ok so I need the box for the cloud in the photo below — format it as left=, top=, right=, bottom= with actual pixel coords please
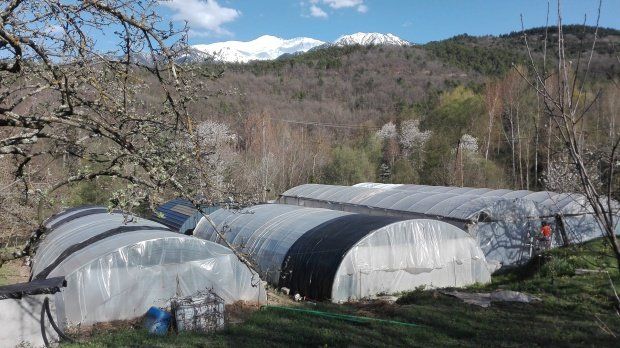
left=323, top=0, right=366, bottom=11
left=303, top=0, right=367, bottom=17
left=309, top=5, right=328, bottom=18
left=160, top=0, right=240, bottom=36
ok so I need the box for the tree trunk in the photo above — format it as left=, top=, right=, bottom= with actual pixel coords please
left=516, top=105, right=524, bottom=189
left=510, top=110, right=517, bottom=188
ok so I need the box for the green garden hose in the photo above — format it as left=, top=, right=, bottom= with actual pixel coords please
left=261, top=305, right=421, bottom=328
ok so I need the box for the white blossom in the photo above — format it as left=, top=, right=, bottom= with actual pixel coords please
left=542, top=156, right=601, bottom=194
left=460, top=134, right=479, bottom=153
left=175, top=120, right=239, bottom=201
left=376, top=121, right=397, bottom=140
left=195, top=120, right=237, bottom=148
left=399, top=120, right=432, bottom=150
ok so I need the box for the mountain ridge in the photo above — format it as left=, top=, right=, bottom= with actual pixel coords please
left=191, top=32, right=409, bottom=63
left=334, top=32, right=410, bottom=46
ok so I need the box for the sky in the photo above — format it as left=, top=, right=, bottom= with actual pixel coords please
left=156, top=0, right=620, bottom=45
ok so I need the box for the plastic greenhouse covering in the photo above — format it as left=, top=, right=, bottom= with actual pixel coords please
left=354, top=183, right=620, bottom=244
left=193, top=204, right=491, bottom=303
left=178, top=206, right=221, bottom=235
left=32, top=206, right=265, bottom=328
left=151, top=198, right=198, bottom=231
left=151, top=198, right=221, bottom=234
left=278, top=184, right=549, bottom=267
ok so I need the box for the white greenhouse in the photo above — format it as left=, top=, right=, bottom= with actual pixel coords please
left=193, top=204, right=492, bottom=303
left=31, top=206, right=266, bottom=328
left=278, top=184, right=549, bottom=267
left=354, top=183, right=620, bottom=244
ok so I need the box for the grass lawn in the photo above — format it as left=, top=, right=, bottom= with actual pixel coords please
left=56, top=238, right=620, bottom=347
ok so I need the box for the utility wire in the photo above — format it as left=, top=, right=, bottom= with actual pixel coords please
left=266, top=117, right=554, bottom=143
left=266, top=117, right=380, bottom=130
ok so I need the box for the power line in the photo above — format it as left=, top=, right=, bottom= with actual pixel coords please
left=267, top=117, right=380, bottom=130
left=266, top=117, right=600, bottom=145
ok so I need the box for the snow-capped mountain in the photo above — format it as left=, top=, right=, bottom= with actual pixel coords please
left=334, top=32, right=410, bottom=46
left=192, top=35, right=325, bottom=63
left=189, top=33, right=410, bottom=63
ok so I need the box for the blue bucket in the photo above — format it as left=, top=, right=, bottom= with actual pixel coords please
left=144, top=306, right=172, bottom=336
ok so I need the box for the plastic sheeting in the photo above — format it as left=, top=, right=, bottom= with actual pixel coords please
left=179, top=207, right=220, bottom=235
left=33, top=210, right=165, bottom=277
left=194, top=204, right=348, bottom=285
left=280, top=214, right=406, bottom=300
left=281, top=184, right=544, bottom=222
left=152, top=198, right=221, bottom=234
left=0, top=277, right=65, bottom=300
left=278, top=184, right=546, bottom=267
left=353, top=182, right=613, bottom=213
left=151, top=198, right=197, bottom=231
left=333, top=218, right=491, bottom=302
left=194, top=204, right=491, bottom=302
left=354, top=182, right=620, bottom=244
left=33, top=206, right=265, bottom=328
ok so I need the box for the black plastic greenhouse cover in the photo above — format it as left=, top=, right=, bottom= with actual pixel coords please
left=278, top=214, right=405, bottom=300
left=43, top=205, right=101, bottom=223
left=45, top=207, right=109, bottom=231
left=0, top=277, right=66, bottom=300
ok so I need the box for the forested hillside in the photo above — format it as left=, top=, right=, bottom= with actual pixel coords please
left=180, top=25, right=620, bottom=199
left=1, top=25, right=619, bottom=244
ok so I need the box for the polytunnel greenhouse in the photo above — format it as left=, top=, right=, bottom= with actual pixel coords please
left=151, top=198, right=220, bottom=234
left=278, top=184, right=548, bottom=267
left=32, top=206, right=265, bottom=328
left=151, top=198, right=197, bottom=232
left=354, top=183, right=620, bottom=245
left=193, top=204, right=491, bottom=303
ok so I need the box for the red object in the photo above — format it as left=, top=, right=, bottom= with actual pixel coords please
left=541, top=225, right=552, bottom=238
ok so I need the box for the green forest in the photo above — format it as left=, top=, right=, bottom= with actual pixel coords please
left=1, top=25, right=619, bottom=244
left=173, top=25, right=620, bottom=201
